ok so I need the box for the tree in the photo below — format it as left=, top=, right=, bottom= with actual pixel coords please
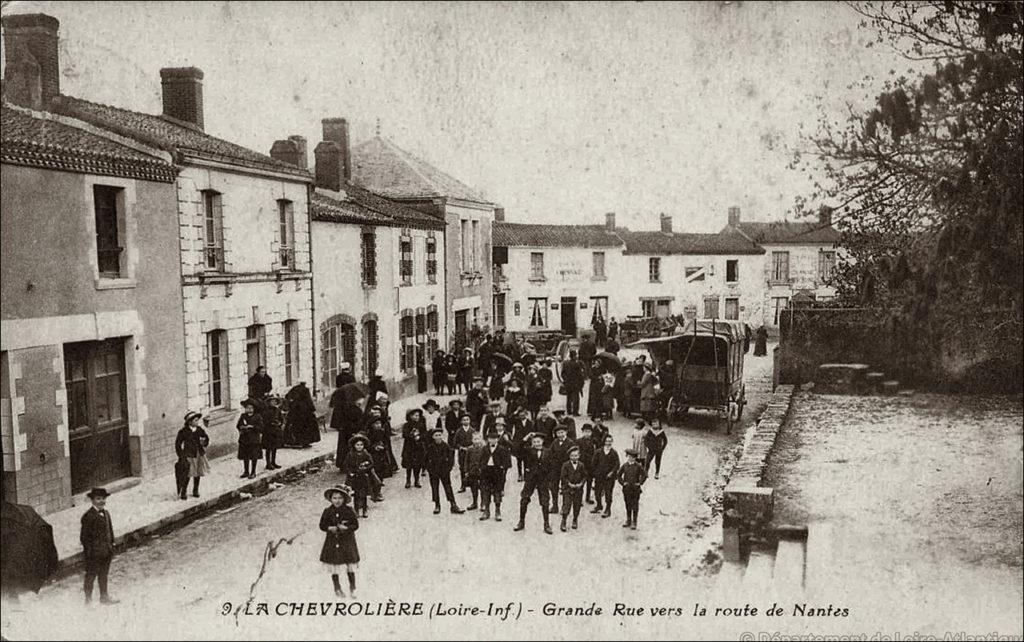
left=794, top=1, right=1023, bottom=385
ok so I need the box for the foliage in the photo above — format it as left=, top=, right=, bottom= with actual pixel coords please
left=794, top=1, right=1023, bottom=378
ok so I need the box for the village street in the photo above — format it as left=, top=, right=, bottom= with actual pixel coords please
left=1, top=352, right=775, bottom=641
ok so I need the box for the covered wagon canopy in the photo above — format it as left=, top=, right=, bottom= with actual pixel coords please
left=672, top=319, right=748, bottom=343
left=627, top=318, right=748, bottom=369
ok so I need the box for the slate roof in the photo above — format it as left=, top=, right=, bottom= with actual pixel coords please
left=1, top=105, right=177, bottom=183
left=619, top=229, right=765, bottom=255
left=492, top=222, right=623, bottom=248
left=725, top=221, right=840, bottom=245
left=51, top=95, right=311, bottom=179
left=311, top=184, right=445, bottom=230
left=351, top=137, right=494, bottom=204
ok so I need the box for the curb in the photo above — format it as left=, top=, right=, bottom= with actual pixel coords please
left=55, top=451, right=335, bottom=577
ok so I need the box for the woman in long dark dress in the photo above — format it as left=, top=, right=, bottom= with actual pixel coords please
left=754, top=325, right=769, bottom=356
left=320, top=485, right=360, bottom=599
left=586, top=366, right=605, bottom=418
left=284, top=382, right=321, bottom=447
left=367, top=417, right=394, bottom=481
left=431, top=350, right=447, bottom=395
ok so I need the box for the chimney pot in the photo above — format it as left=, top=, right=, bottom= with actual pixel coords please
left=321, top=118, right=351, bottom=183
left=3, top=44, right=43, bottom=109
left=2, top=13, right=60, bottom=105
left=494, top=207, right=505, bottom=222
left=728, top=206, right=741, bottom=226
left=314, top=141, right=343, bottom=191
left=159, top=67, right=204, bottom=130
left=605, top=212, right=616, bottom=231
left=660, top=213, right=672, bottom=234
left=818, top=206, right=833, bottom=227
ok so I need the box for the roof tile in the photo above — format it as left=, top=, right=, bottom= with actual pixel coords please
left=493, top=222, right=623, bottom=248
left=727, top=221, right=840, bottom=244
left=619, top=230, right=765, bottom=255
left=352, top=137, right=493, bottom=204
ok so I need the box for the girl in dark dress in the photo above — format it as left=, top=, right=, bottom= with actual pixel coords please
left=236, top=399, right=263, bottom=479
left=401, top=425, right=427, bottom=488
left=320, top=485, right=360, bottom=598
left=342, top=435, right=374, bottom=517
left=284, top=382, right=321, bottom=447
left=175, top=412, right=210, bottom=499
left=445, top=355, right=460, bottom=395
left=367, top=417, right=394, bottom=481
left=261, top=396, right=285, bottom=470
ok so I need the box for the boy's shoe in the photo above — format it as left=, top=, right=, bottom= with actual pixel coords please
left=450, top=505, right=465, bottom=514
left=192, top=492, right=200, bottom=498
left=631, top=523, right=638, bottom=531
left=433, top=504, right=441, bottom=515
left=543, top=524, right=553, bottom=535
left=622, top=520, right=631, bottom=528
left=335, top=588, right=345, bottom=598
left=371, top=494, right=384, bottom=502
left=572, top=519, right=578, bottom=530
left=467, top=502, right=478, bottom=511
left=458, top=487, right=466, bottom=493
left=590, top=506, right=603, bottom=514
left=655, top=474, right=659, bottom=479
left=100, top=597, right=120, bottom=605
left=240, top=473, right=249, bottom=479
left=494, top=508, right=502, bottom=522
left=585, top=497, right=594, bottom=505
left=513, top=521, right=525, bottom=532
left=414, top=482, right=422, bottom=488
left=405, top=482, right=411, bottom=489
left=560, top=519, right=567, bottom=533
left=602, top=509, right=610, bottom=518
left=479, top=510, right=490, bottom=521
left=361, top=509, right=368, bottom=518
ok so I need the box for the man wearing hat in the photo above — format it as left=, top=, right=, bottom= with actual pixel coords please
left=513, top=432, right=555, bottom=535
left=341, top=434, right=375, bottom=517
left=444, top=399, right=465, bottom=448
left=591, top=433, right=620, bottom=518
left=424, top=428, right=465, bottom=515
left=559, top=445, right=588, bottom=531
left=421, top=399, right=442, bottom=434
left=478, top=429, right=512, bottom=521
left=547, top=423, right=575, bottom=514
left=80, top=487, right=117, bottom=604
left=618, top=448, right=648, bottom=530
left=552, top=408, right=577, bottom=441
left=480, top=399, right=503, bottom=436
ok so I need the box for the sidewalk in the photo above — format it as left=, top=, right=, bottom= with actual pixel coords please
left=47, top=388, right=454, bottom=570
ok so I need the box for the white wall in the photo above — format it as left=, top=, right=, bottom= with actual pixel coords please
left=759, top=243, right=838, bottom=328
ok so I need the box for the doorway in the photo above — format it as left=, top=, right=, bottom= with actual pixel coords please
left=560, top=297, right=577, bottom=335
left=64, top=339, right=131, bottom=493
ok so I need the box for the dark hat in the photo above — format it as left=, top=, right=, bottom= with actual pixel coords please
left=348, top=433, right=369, bottom=447
left=241, top=398, right=257, bottom=408
left=634, top=418, right=647, bottom=427
left=429, top=426, right=445, bottom=436
left=448, top=399, right=463, bottom=407
left=323, top=485, right=352, bottom=501
left=422, top=399, right=440, bottom=411
left=183, top=410, right=202, bottom=424
left=86, top=487, right=110, bottom=499
left=552, top=408, right=566, bottom=415
left=406, top=408, right=422, bottom=421
left=527, top=432, right=546, bottom=442
left=567, top=445, right=580, bottom=455
left=581, top=423, right=593, bottom=431
left=624, top=448, right=639, bottom=457
left=554, top=423, right=568, bottom=433
left=485, top=429, right=500, bottom=439
left=488, top=398, right=501, bottom=406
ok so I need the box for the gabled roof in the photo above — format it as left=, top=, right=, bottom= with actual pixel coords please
left=51, top=95, right=311, bottom=179
left=492, top=222, right=623, bottom=248
left=725, top=221, right=840, bottom=245
left=1, top=104, right=177, bottom=183
left=619, top=229, right=765, bottom=255
left=351, top=136, right=493, bottom=205
left=311, top=184, right=445, bottom=230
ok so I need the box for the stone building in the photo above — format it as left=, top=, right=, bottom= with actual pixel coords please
left=491, top=214, right=624, bottom=334
left=721, top=206, right=841, bottom=331
left=282, top=119, right=447, bottom=402
left=1, top=14, right=184, bottom=510
left=351, top=137, right=498, bottom=351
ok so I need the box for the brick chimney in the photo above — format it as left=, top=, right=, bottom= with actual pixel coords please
left=605, top=212, right=616, bottom=231
left=159, top=67, right=204, bottom=130
left=660, top=213, right=672, bottom=234
left=494, top=207, right=505, bottom=222
left=818, top=205, right=833, bottom=226
left=270, top=135, right=308, bottom=169
left=321, top=118, right=351, bottom=183
left=2, top=14, right=60, bottom=105
left=728, top=206, right=741, bottom=226
left=314, top=141, right=343, bottom=191
left=3, top=43, right=42, bottom=109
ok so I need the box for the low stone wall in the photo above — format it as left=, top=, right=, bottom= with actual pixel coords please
left=721, top=383, right=795, bottom=561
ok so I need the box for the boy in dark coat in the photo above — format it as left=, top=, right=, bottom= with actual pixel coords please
left=464, top=431, right=488, bottom=511
left=643, top=423, right=669, bottom=479
left=547, top=424, right=576, bottom=514
left=80, top=487, right=117, bottom=604
left=559, top=445, right=588, bottom=531
left=575, top=424, right=597, bottom=504
left=401, top=425, right=426, bottom=489
left=261, top=395, right=285, bottom=470
left=424, top=428, right=465, bottom=515
left=431, top=350, right=447, bottom=394
left=480, top=399, right=503, bottom=436
left=342, top=435, right=375, bottom=518
left=236, top=399, right=264, bottom=479
left=320, top=485, right=359, bottom=598
left=444, top=400, right=464, bottom=447
left=618, top=448, right=648, bottom=530
left=590, top=434, right=620, bottom=518
left=552, top=408, right=577, bottom=440
left=452, top=414, right=476, bottom=492
left=533, top=405, right=558, bottom=444
left=589, top=416, right=609, bottom=455
left=510, top=406, right=534, bottom=482
left=513, top=433, right=554, bottom=535
left=478, top=429, right=512, bottom=521
left=465, top=376, right=489, bottom=428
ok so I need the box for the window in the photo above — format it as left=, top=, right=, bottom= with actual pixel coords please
left=245, top=325, right=266, bottom=378
left=426, top=237, right=437, bottom=283
left=283, top=320, right=298, bottom=386
left=592, top=252, right=606, bottom=279
left=361, top=230, right=377, bottom=287
left=460, top=219, right=471, bottom=272
left=528, top=298, right=548, bottom=328
left=400, top=314, right=416, bottom=371
left=493, top=294, right=506, bottom=328
left=685, top=267, right=705, bottom=282
left=472, top=220, right=480, bottom=271
left=202, top=190, right=224, bottom=271
left=321, top=321, right=356, bottom=387
left=206, top=330, right=228, bottom=408
left=641, top=300, right=655, bottom=317
left=362, top=319, right=379, bottom=379
left=704, top=297, right=720, bottom=319
left=93, top=185, right=123, bottom=277
left=530, top=252, right=545, bottom=280
left=415, top=311, right=426, bottom=343
left=725, top=298, right=740, bottom=320
left=771, top=296, right=790, bottom=325
left=642, top=299, right=671, bottom=318
left=726, top=259, right=739, bottom=283
left=819, top=250, right=837, bottom=282
left=590, top=296, right=608, bottom=324
left=771, top=251, right=790, bottom=283
left=400, top=237, right=413, bottom=285
left=427, top=308, right=439, bottom=355
left=649, top=257, right=661, bottom=282
left=278, top=200, right=295, bottom=269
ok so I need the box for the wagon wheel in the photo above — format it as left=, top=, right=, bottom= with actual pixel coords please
left=667, top=396, right=688, bottom=422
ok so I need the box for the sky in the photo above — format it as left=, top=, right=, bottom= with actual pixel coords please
left=3, top=1, right=912, bottom=232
